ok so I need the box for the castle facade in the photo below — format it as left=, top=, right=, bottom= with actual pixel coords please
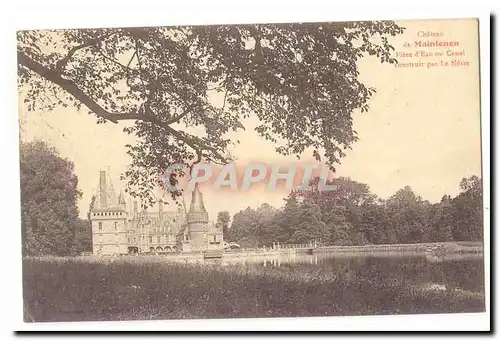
left=89, top=171, right=223, bottom=256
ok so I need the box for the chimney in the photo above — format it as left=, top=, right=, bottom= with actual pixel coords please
left=159, top=199, right=163, bottom=223
left=99, top=171, right=107, bottom=209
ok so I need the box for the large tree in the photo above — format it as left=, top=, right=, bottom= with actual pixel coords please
left=451, top=175, right=483, bottom=241
left=385, top=186, right=431, bottom=244
left=20, top=141, right=82, bottom=256
left=428, top=195, right=454, bottom=242
left=300, top=177, right=376, bottom=244
left=17, top=22, right=404, bottom=206
left=215, top=211, right=231, bottom=238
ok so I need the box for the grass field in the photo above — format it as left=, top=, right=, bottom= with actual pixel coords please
left=22, top=256, right=485, bottom=322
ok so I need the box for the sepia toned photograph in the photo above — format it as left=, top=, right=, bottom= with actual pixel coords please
left=17, top=17, right=485, bottom=324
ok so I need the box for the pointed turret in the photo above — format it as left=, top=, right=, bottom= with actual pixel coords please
left=187, top=184, right=208, bottom=224
left=99, top=170, right=108, bottom=209
left=189, top=185, right=207, bottom=214
left=118, top=190, right=126, bottom=210
left=106, top=171, right=117, bottom=207
left=93, top=170, right=122, bottom=211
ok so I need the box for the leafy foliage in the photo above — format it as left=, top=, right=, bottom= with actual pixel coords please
left=71, top=218, right=93, bottom=255
left=18, top=21, right=404, bottom=206
left=215, top=211, right=231, bottom=238
left=226, top=176, right=483, bottom=246
left=452, top=175, right=483, bottom=241
left=20, top=141, right=82, bottom=256
left=226, top=204, right=278, bottom=247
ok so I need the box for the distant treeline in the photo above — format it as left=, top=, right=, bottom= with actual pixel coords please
left=220, top=176, right=483, bottom=248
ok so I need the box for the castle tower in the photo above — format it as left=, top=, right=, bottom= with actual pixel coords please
left=89, top=170, right=128, bottom=256
left=185, top=185, right=209, bottom=251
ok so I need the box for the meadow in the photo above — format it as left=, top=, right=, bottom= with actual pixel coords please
left=22, top=255, right=485, bottom=322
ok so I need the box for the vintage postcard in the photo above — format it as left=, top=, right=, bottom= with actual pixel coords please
left=17, top=17, right=486, bottom=327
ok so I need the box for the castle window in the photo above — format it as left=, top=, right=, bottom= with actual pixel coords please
left=98, top=222, right=102, bottom=231
left=214, top=235, right=216, bottom=242
left=114, top=222, right=117, bottom=230
left=148, top=236, right=153, bottom=243
left=115, top=234, right=119, bottom=243
left=157, top=236, right=161, bottom=244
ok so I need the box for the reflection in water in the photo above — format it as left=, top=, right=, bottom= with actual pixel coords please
left=219, top=251, right=483, bottom=267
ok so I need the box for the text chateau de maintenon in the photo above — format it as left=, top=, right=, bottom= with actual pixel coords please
left=89, top=171, right=224, bottom=256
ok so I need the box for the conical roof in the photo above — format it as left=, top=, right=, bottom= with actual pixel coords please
left=118, top=190, right=126, bottom=205
left=188, top=184, right=207, bottom=214
left=93, top=170, right=122, bottom=211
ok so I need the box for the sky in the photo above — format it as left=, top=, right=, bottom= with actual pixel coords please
left=19, top=19, right=482, bottom=222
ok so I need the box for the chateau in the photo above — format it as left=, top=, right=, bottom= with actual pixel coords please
left=89, top=171, right=224, bottom=256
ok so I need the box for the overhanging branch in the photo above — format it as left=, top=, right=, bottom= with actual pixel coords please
left=18, top=50, right=230, bottom=163
left=18, top=50, right=121, bottom=123
left=55, top=31, right=115, bottom=72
